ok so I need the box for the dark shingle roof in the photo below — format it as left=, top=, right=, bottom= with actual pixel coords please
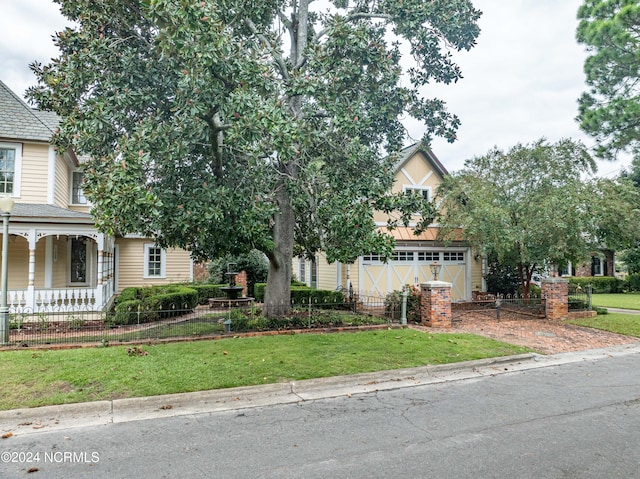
left=0, top=80, right=59, bottom=142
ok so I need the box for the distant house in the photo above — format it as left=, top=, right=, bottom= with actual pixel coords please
left=0, top=79, right=193, bottom=313
left=294, top=142, right=484, bottom=300
left=559, top=250, right=615, bottom=278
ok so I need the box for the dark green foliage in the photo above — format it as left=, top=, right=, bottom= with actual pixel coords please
left=625, top=274, right=640, bottom=291
left=207, top=250, right=268, bottom=296
left=110, top=284, right=199, bottom=325
left=289, top=287, right=345, bottom=307
left=576, top=0, right=640, bottom=159
left=27, top=0, right=480, bottom=316
left=188, top=284, right=227, bottom=304
left=384, top=286, right=421, bottom=323
left=254, top=283, right=267, bottom=302
left=568, top=276, right=624, bottom=294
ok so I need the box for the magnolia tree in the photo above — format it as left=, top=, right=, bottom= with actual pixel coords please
left=29, top=0, right=480, bottom=316
left=436, top=138, right=640, bottom=297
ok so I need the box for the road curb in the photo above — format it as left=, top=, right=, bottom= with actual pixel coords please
left=3, top=344, right=640, bottom=436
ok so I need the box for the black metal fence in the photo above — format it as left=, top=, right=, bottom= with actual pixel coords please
left=568, top=283, right=592, bottom=311
left=3, top=298, right=392, bottom=348
left=452, top=293, right=546, bottom=321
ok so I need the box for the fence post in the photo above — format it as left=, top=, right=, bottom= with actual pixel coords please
left=401, top=290, right=408, bottom=326
left=541, top=278, right=569, bottom=320
left=420, top=281, right=452, bottom=328
left=587, top=283, right=592, bottom=311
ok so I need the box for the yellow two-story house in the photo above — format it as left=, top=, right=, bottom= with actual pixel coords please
left=295, top=142, right=484, bottom=301
left=0, top=80, right=193, bottom=313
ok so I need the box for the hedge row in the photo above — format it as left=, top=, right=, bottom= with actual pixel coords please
left=110, top=285, right=199, bottom=325
left=254, top=283, right=345, bottom=305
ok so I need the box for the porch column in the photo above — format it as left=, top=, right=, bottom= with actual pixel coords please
left=420, top=281, right=452, bottom=328
left=26, top=231, right=37, bottom=311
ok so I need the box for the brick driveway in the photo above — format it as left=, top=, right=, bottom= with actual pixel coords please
left=415, top=314, right=639, bottom=355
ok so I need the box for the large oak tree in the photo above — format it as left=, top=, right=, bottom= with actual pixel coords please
left=28, top=0, right=480, bottom=316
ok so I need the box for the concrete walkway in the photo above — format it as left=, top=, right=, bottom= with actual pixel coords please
left=2, top=342, right=640, bottom=438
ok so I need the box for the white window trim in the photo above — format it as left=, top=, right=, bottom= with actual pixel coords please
left=144, top=244, right=166, bottom=279
left=0, top=141, right=22, bottom=197
left=402, top=184, right=432, bottom=201
left=593, top=256, right=603, bottom=276
left=70, top=170, right=90, bottom=205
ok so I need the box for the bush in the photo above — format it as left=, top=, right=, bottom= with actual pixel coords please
left=568, top=276, right=623, bottom=293
left=290, top=287, right=344, bottom=307
left=625, top=274, right=640, bottom=292
left=111, top=284, right=199, bottom=324
left=186, top=284, right=227, bottom=305
left=254, top=283, right=267, bottom=302
left=385, top=285, right=421, bottom=323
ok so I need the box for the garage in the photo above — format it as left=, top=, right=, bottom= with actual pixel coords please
left=359, top=247, right=471, bottom=300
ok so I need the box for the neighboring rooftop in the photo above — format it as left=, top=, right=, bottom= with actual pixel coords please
left=0, top=79, right=59, bottom=142
left=394, top=141, right=449, bottom=177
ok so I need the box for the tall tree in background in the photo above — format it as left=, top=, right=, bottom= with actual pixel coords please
left=436, top=138, right=640, bottom=298
left=576, top=0, right=640, bottom=159
left=28, top=0, right=480, bottom=316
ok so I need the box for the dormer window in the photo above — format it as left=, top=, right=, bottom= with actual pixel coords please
left=71, top=171, right=87, bottom=205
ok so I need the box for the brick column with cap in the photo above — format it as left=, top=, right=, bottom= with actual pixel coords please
left=541, top=278, right=569, bottom=320
left=420, top=281, right=452, bottom=328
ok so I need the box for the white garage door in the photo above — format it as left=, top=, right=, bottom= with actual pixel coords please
left=360, top=249, right=469, bottom=300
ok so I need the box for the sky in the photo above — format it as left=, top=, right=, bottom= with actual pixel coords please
left=0, top=0, right=630, bottom=177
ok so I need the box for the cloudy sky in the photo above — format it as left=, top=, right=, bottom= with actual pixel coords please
left=0, top=0, right=629, bottom=176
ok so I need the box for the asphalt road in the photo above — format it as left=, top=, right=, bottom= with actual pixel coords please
left=2, top=347, right=640, bottom=478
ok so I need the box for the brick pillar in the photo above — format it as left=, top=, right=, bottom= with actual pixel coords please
left=236, top=271, right=248, bottom=298
left=420, top=282, right=452, bottom=328
left=541, top=278, right=569, bottom=320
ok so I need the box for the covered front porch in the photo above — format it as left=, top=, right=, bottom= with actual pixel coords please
left=2, top=204, right=116, bottom=313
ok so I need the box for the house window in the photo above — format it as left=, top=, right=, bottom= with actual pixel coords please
left=403, top=186, right=430, bottom=200
left=310, top=257, right=318, bottom=288
left=592, top=256, right=603, bottom=276
left=362, top=253, right=383, bottom=262
left=71, top=171, right=87, bottom=204
left=70, top=238, right=88, bottom=284
left=0, top=143, right=22, bottom=195
left=299, top=257, right=307, bottom=284
left=144, top=244, right=166, bottom=278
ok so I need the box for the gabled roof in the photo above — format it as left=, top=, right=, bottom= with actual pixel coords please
left=0, top=79, right=59, bottom=142
left=394, top=142, right=449, bottom=178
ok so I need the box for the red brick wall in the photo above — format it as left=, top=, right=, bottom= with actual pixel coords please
left=541, top=278, right=568, bottom=320
left=420, top=282, right=452, bottom=328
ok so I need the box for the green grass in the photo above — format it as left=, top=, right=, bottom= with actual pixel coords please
left=590, top=293, right=640, bottom=310
left=569, top=312, right=640, bottom=337
left=0, top=329, right=531, bottom=410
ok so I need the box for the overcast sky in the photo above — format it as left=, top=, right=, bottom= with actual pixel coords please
left=0, top=0, right=629, bottom=176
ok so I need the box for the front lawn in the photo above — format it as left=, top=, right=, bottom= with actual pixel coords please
left=0, top=329, right=531, bottom=410
left=569, top=312, right=640, bottom=337
left=591, top=293, right=640, bottom=310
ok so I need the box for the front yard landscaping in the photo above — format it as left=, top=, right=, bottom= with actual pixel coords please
left=590, top=293, right=640, bottom=310
left=0, top=329, right=531, bottom=410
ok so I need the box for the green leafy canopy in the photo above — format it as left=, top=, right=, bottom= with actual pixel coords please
left=28, top=0, right=480, bottom=312
left=576, top=0, right=640, bottom=159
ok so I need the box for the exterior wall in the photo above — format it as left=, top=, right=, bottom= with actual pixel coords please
left=18, top=142, right=50, bottom=204
left=470, top=248, right=484, bottom=293
left=115, top=238, right=193, bottom=292
left=316, top=252, right=338, bottom=291
left=53, top=155, right=71, bottom=207
left=5, top=236, right=29, bottom=289
left=373, top=151, right=443, bottom=224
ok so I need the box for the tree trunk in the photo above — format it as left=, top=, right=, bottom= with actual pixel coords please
left=264, top=178, right=295, bottom=318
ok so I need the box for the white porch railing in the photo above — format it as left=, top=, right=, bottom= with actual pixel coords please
left=7, top=280, right=114, bottom=313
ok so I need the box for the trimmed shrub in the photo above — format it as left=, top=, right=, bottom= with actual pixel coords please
left=254, top=283, right=267, bottom=302
left=625, top=274, right=640, bottom=292
left=568, top=276, right=623, bottom=293
left=290, top=287, right=345, bottom=307
left=188, top=284, right=227, bottom=304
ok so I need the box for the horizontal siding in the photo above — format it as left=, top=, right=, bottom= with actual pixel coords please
left=115, top=238, right=192, bottom=292
left=316, top=252, right=337, bottom=291
left=54, top=155, right=70, bottom=207
left=19, top=143, right=49, bottom=203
